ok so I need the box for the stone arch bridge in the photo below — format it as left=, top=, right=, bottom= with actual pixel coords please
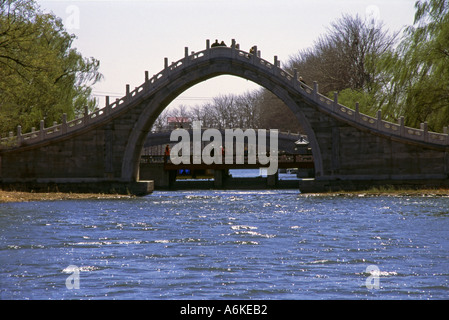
left=1, top=39, right=448, bottom=195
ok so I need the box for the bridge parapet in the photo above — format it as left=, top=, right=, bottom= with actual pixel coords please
left=313, top=89, right=449, bottom=145
left=1, top=39, right=448, bottom=150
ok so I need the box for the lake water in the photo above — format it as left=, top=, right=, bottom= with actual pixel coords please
left=1, top=184, right=449, bottom=300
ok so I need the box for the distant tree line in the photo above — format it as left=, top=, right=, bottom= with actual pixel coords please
left=152, top=90, right=302, bottom=133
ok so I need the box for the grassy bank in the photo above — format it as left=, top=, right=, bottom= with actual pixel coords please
left=300, top=186, right=449, bottom=197
left=0, top=190, right=135, bottom=203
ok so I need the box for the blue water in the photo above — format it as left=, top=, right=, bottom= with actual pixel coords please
left=1, top=188, right=449, bottom=300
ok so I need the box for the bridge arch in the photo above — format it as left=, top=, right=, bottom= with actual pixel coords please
left=121, top=48, right=323, bottom=181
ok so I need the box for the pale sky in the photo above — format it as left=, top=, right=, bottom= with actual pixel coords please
left=37, top=0, right=417, bottom=109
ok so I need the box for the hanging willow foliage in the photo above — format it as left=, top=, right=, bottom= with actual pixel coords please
left=0, top=0, right=103, bottom=135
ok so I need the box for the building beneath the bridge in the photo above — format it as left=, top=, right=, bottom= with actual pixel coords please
left=167, top=117, right=191, bottom=130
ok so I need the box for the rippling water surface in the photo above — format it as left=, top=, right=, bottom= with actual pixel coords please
left=1, top=188, right=449, bottom=300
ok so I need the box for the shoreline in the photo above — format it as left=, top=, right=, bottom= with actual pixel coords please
left=299, top=186, right=449, bottom=198
left=1, top=186, right=449, bottom=203
left=0, top=190, right=135, bottom=203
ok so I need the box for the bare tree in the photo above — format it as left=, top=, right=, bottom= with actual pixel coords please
left=287, top=14, right=398, bottom=95
left=234, top=90, right=262, bottom=128
left=151, top=109, right=169, bottom=132
left=257, top=89, right=302, bottom=132
left=152, top=89, right=302, bottom=133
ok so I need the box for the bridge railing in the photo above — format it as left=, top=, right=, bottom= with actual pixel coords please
left=146, top=128, right=303, bottom=137
left=140, top=153, right=314, bottom=165
left=312, top=88, right=449, bottom=145
left=1, top=39, right=448, bottom=149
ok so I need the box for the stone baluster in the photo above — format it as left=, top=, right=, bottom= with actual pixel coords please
left=125, top=84, right=130, bottom=102
left=293, top=69, right=299, bottom=89
left=83, top=106, right=89, bottom=125
left=399, top=116, right=405, bottom=136
left=183, top=47, right=190, bottom=66
left=105, top=95, right=110, bottom=115
left=231, top=39, right=237, bottom=58
left=333, top=92, right=338, bottom=112
left=421, top=122, right=428, bottom=142
left=163, top=57, right=169, bottom=78
left=17, top=125, right=22, bottom=146
left=355, top=102, right=360, bottom=122
left=62, top=113, right=67, bottom=134
left=444, top=126, right=449, bottom=145
left=39, top=120, right=45, bottom=141
left=313, top=82, right=318, bottom=100
left=144, top=71, right=150, bottom=90
left=377, top=110, right=382, bottom=130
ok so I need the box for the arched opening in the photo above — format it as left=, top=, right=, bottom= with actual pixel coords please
left=121, top=50, right=323, bottom=187
left=134, top=75, right=315, bottom=189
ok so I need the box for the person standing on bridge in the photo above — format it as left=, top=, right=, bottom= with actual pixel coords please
left=212, top=40, right=227, bottom=47
left=164, top=144, right=170, bottom=163
left=247, top=46, right=257, bottom=59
